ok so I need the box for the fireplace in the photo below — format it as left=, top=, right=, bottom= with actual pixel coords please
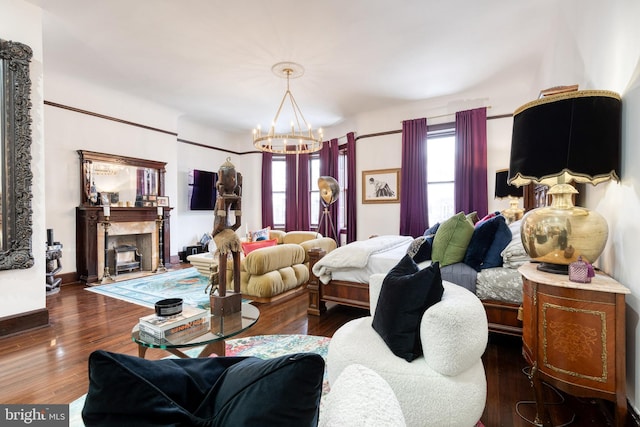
left=97, top=220, right=158, bottom=280
left=76, top=206, right=171, bottom=284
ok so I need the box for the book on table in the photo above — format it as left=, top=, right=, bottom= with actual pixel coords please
left=139, top=306, right=210, bottom=340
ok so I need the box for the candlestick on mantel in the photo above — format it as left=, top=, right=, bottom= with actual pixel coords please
left=103, top=205, right=110, bottom=217
left=157, top=206, right=163, bottom=217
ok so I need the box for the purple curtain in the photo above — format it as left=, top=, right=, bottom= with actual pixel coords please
left=319, top=138, right=340, bottom=241
left=399, top=118, right=428, bottom=237
left=297, top=154, right=311, bottom=231
left=285, top=155, right=298, bottom=231
left=346, top=132, right=357, bottom=244
left=455, top=108, right=488, bottom=218
left=261, top=152, right=273, bottom=228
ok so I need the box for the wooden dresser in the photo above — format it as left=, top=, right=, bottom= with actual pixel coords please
left=519, top=262, right=630, bottom=426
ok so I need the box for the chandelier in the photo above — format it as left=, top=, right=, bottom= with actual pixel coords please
left=253, top=62, right=323, bottom=154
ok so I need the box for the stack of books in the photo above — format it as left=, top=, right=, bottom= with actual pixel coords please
left=138, top=306, right=210, bottom=343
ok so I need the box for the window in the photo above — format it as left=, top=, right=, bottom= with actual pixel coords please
left=309, top=156, right=320, bottom=228
left=271, top=149, right=349, bottom=233
left=271, top=156, right=286, bottom=228
left=426, top=129, right=455, bottom=226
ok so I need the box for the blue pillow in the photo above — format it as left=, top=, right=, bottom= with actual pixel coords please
left=482, top=217, right=512, bottom=269
left=372, top=256, right=444, bottom=362
left=463, top=215, right=503, bottom=271
left=423, top=223, right=440, bottom=237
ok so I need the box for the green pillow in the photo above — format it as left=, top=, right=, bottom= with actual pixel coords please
left=431, top=212, right=474, bottom=267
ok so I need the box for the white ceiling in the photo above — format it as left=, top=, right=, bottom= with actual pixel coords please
left=27, top=0, right=559, bottom=134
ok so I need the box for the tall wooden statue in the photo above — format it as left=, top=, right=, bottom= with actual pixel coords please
left=210, top=157, right=243, bottom=315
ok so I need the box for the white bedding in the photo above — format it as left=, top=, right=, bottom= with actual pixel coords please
left=314, top=235, right=524, bottom=304
left=312, top=235, right=413, bottom=284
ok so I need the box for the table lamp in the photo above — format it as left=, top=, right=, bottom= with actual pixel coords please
left=495, top=168, right=524, bottom=223
left=508, top=89, right=621, bottom=273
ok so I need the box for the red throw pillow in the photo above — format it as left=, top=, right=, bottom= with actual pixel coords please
left=241, top=239, right=278, bottom=256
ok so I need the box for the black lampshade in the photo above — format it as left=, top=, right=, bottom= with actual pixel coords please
left=509, top=90, right=621, bottom=186
left=495, top=169, right=523, bottom=198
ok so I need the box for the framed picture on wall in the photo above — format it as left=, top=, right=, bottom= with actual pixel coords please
left=362, top=169, right=400, bottom=204
left=157, top=196, right=169, bottom=207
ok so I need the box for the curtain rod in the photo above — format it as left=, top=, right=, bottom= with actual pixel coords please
left=350, top=111, right=512, bottom=142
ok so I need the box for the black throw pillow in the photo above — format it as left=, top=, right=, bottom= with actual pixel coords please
left=82, top=350, right=324, bottom=427
left=372, top=255, right=444, bottom=362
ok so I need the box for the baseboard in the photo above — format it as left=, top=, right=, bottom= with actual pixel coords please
left=59, top=271, right=79, bottom=285
left=0, top=308, right=49, bottom=337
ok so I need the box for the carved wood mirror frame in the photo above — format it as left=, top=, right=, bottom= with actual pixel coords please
left=0, top=39, right=34, bottom=270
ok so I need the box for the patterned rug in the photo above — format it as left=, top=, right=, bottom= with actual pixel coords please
left=68, top=334, right=330, bottom=427
left=86, top=267, right=216, bottom=309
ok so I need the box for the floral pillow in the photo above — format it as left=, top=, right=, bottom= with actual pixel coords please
left=251, top=226, right=271, bottom=241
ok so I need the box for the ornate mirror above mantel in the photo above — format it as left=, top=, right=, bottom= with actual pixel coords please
left=0, top=39, right=34, bottom=271
left=78, top=150, right=166, bottom=207
left=76, top=150, right=171, bottom=284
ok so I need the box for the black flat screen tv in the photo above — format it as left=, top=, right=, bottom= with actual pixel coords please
left=189, top=169, right=218, bottom=210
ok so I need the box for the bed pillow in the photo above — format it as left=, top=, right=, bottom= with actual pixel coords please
left=466, top=211, right=479, bottom=225
left=423, top=222, right=440, bottom=237
left=241, top=238, right=278, bottom=256
left=501, top=220, right=530, bottom=268
left=251, top=226, right=271, bottom=241
left=406, top=236, right=432, bottom=263
left=431, top=212, right=474, bottom=267
left=372, top=255, right=444, bottom=362
left=463, top=214, right=504, bottom=271
left=482, top=216, right=512, bottom=269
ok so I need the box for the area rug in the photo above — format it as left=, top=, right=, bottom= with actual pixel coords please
left=68, top=334, right=330, bottom=427
left=86, top=267, right=215, bottom=309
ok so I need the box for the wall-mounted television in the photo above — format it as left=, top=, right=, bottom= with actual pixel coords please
left=188, top=169, right=218, bottom=210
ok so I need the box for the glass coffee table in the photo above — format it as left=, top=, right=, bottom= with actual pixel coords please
left=132, top=303, right=259, bottom=358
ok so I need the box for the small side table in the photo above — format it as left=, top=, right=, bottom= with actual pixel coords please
left=46, top=244, right=63, bottom=295
left=519, top=262, right=630, bottom=427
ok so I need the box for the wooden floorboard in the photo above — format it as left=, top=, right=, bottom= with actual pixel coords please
left=0, top=264, right=636, bottom=426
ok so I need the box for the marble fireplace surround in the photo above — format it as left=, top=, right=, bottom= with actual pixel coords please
left=97, top=221, right=158, bottom=280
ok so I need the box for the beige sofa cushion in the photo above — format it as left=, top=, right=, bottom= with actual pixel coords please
left=299, top=237, right=338, bottom=263
left=282, top=231, right=322, bottom=245
left=243, top=244, right=305, bottom=275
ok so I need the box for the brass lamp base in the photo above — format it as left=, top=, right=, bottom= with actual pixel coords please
left=521, top=184, right=608, bottom=274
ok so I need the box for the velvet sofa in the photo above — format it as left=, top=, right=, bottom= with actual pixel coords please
left=226, top=231, right=337, bottom=303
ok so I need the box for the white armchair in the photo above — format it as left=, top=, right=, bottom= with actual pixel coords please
left=326, top=273, right=488, bottom=427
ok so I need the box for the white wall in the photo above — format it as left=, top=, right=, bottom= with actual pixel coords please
left=554, top=0, right=640, bottom=412
left=174, top=118, right=262, bottom=252
left=0, top=0, right=45, bottom=319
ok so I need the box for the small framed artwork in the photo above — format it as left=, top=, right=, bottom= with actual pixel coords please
left=157, top=196, right=170, bottom=207
left=362, top=169, right=401, bottom=204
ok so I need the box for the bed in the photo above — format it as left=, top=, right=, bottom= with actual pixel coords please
left=306, top=190, right=543, bottom=337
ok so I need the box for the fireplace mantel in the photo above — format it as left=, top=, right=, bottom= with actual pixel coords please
left=76, top=206, right=171, bottom=284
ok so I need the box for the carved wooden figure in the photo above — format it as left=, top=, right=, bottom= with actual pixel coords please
left=210, top=158, right=243, bottom=315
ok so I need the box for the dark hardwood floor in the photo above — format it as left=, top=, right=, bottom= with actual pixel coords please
left=0, top=266, right=636, bottom=426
